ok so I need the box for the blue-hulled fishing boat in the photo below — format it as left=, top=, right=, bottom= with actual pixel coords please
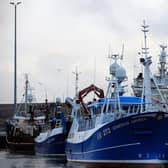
left=35, top=101, right=68, bottom=156
left=65, top=21, right=168, bottom=164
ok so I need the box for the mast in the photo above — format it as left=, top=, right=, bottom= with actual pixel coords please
left=72, top=67, right=81, bottom=98
left=111, top=55, right=121, bottom=113
left=24, top=74, right=28, bottom=113
left=120, top=43, right=124, bottom=65
left=159, top=45, right=167, bottom=79
left=141, top=20, right=152, bottom=111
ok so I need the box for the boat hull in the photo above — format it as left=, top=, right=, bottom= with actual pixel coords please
left=35, top=133, right=65, bottom=157
left=66, top=112, right=168, bottom=164
left=6, top=136, right=34, bottom=153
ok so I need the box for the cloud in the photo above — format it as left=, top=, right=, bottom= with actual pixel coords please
left=1, top=0, right=168, bottom=103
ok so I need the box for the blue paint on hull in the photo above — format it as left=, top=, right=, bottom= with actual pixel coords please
left=35, top=133, right=65, bottom=156
left=66, top=112, right=168, bottom=163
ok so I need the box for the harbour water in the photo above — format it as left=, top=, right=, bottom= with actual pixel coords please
left=0, top=149, right=167, bottom=168
left=0, top=149, right=83, bottom=168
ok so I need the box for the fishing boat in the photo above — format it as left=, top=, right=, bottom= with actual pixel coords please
left=5, top=75, right=45, bottom=153
left=65, top=21, right=168, bottom=165
left=35, top=99, right=69, bottom=157
left=132, top=44, right=168, bottom=102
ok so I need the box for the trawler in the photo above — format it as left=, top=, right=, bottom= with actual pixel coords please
left=35, top=98, right=68, bottom=157
left=65, top=21, right=168, bottom=164
left=132, top=45, right=168, bottom=102
left=5, top=75, right=45, bottom=153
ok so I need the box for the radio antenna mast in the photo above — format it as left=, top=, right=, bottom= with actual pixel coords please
left=72, top=67, right=82, bottom=98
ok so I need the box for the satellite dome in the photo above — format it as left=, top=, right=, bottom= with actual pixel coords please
left=110, top=62, right=120, bottom=75
left=56, top=97, right=61, bottom=103
left=27, top=94, right=33, bottom=102
left=161, top=50, right=166, bottom=57
left=115, top=66, right=126, bottom=82
left=160, top=50, right=167, bottom=63
left=160, top=45, right=167, bottom=63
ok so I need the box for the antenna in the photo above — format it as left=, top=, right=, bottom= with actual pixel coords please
left=93, top=56, right=97, bottom=99
left=93, top=56, right=96, bottom=85
left=24, top=73, right=28, bottom=113
left=120, top=43, right=124, bottom=60
left=142, top=20, right=149, bottom=59
left=120, top=43, right=124, bottom=66
left=72, top=67, right=82, bottom=98
left=45, top=88, right=47, bottom=101
left=108, top=45, right=113, bottom=66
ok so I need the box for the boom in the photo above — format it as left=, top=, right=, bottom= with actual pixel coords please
left=78, top=84, right=104, bottom=115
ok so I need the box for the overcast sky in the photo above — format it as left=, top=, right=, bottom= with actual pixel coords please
left=1, top=0, right=168, bottom=103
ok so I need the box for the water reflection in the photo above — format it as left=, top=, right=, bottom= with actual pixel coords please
left=0, top=150, right=64, bottom=168
left=0, top=150, right=168, bottom=168
left=67, top=162, right=168, bottom=168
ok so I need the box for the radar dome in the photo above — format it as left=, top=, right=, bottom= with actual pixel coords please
left=27, top=94, right=33, bottom=103
left=110, top=62, right=120, bottom=75
left=115, top=66, right=126, bottom=82
left=56, top=97, right=61, bottom=103
left=160, top=50, right=167, bottom=63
